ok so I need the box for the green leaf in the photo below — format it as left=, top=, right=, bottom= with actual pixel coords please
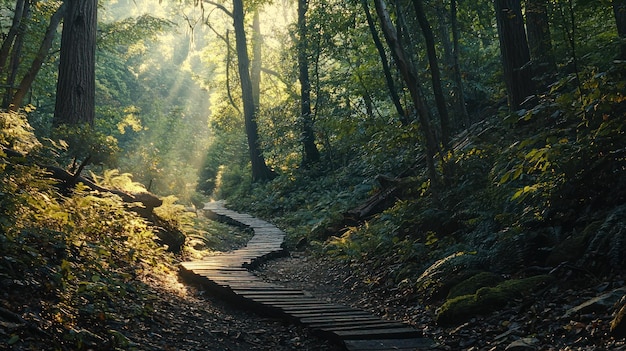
left=7, top=334, right=19, bottom=345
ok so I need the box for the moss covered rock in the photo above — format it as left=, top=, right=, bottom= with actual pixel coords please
left=447, top=271, right=504, bottom=300
left=436, top=275, right=553, bottom=326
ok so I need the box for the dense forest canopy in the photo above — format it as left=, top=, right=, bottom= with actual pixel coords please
left=1, top=0, right=626, bottom=348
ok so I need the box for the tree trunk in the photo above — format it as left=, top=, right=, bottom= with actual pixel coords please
left=251, top=10, right=262, bottom=109
left=494, top=0, right=534, bottom=110
left=373, top=0, right=439, bottom=186
left=232, top=0, right=275, bottom=181
left=53, top=0, right=97, bottom=126
left=361, top=0, right=407, bottom=125
left=10, top=3, right=66, bottom=111
left=614, top=0, right=626, bottom=60
left=412, top=0, right=450, bottom=149
left=3, top=0, right=29, bottom=109
left=0, top=0, right=26, bottom=76
left=526, top=0, right=556, bottom=89
left=450, top=0, right=469, bottom=127
left=298, top=0, right=320, bottom=166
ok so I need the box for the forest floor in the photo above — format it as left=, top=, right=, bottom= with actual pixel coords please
left=1, top=265, right=341, bottom=351
left=6, top=233, right=626, bottom=350
left=254, top=252, right=626, bottom=351
left=5, top=248, right=626, bottom=350
left=101, top=274, right=343, bottom=351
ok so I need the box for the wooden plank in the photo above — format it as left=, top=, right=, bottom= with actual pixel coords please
left=332, top=327, right=422, bottom=340
left=316, top=322, right=408, bottom=332
left=343, top=338, right=437, bottom=350
left=300, top=315, right=383, bottom=324
left=238, top=291, right=306, bottom=303
left=280, top=305, right=359, bottom=313
left=273, top=303, right=346, bottom=310
left=220, top=283, right=277, bottom=289
left=290, top=310, right=374, bottom=318
left=204, top=276, right=260, bottom=281
left=192, top=267, right=248, bottom=272
left=308, top=319, right=403, bottom=329
left=195, top=270, right=253, bottom=275
left=230, top=286, right=303, bottom=292
left=249, top=298, right=327, bottom=305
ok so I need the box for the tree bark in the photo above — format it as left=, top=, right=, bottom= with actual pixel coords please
left=2, top=1, right=30, bottom=109
left=10, top=3, right=66, bottom=111
left=361, top=0, right=407, bottom=125
left=298, top=0, right=320, bottom=166
left=412, top=0, right=450, bottom=149
left=450, top=0, right=469, bottom=127
left=53, top=0, right=97, bottom=126
left=614, top=0, right=626, bottom=60
left=526, top=0, right=556, bottom=88
left=0, top=0, right=26, bottom=76
left=494, top=0, right=534, bottom=110
left=232, top=0, right=275, bottom=181
left=3, top=0, right=29, bottom=109
left=251, top=10, right=262, bottom=109
left=373, top=0, right=439, bottom=186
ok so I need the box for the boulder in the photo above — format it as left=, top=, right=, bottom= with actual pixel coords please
left=505, top=337, right=539, bottom=351
left=564, top=287, right=626, bottom=317
left=436, top=275, right=553, bottom=326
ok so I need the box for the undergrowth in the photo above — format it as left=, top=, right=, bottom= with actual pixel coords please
left=0, top=111, right=241, bottom=349
left=221, top=62, right=626, bottom=307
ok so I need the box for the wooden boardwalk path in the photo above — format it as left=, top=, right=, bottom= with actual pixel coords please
left=180, top=202, right=436, bottom=351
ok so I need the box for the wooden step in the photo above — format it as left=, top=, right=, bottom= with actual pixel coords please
left=343, top=338, right=437, bottom=350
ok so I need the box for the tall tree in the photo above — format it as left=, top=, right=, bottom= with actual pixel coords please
left=494, top=0, right=534, bottom=110
left=9, top=3, right=66, bottom=110
left=433, top=0, right=469, bottom=128
left=3, top=0, right=30, bottom=108
left=298, top=0, right=320, bottom=165
left=374, top=0, right=439, bottom=185
left=0, top=0, right=27, bottom=75
left=53, top=0, right=97, bottom=126
left=614, top=0, right=626, bottom=59
left=232, top=0, right=275, bottom=181
left=361, top=0, right=407, bottom=125
left=251, top=10, right=262, bottom=109
left=449, top=0, right=469, bottom=127
left=412, top=0, right=450, bottom=148
left=526, top=0, right=556, bottom=88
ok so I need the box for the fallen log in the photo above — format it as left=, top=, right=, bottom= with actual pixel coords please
left=2, top=147, right=185, bottom=252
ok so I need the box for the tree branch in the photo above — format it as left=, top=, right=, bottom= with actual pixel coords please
left=204, top=0, right=232, bottom=18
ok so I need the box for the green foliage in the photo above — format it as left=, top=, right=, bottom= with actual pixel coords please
left=496, top=63, right=626, bottom=224
left=52, top=124, right=120, bottom=169
left=98, top=14, right=174, bottom=52
left=0, top=112, right=177, bottom=349
left=0, top=109, right=41, bottom=153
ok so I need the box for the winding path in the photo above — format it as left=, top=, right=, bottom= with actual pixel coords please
left=180, top=202, right=436, bottom=351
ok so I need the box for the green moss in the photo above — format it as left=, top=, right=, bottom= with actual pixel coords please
left=436, top=275, right=553, bottom=326
left=447, top=271, right=504, bottom=299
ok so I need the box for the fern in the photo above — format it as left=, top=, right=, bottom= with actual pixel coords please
left=92, top=169, right=147, bottom=193
left=581, top=204, right=626, bottom=272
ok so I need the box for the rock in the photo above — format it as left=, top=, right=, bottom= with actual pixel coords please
left=611, top=304, right=626, bottom=338
left=436, top=275, right=553, bottom=326
left=505, top=337, right=539, bottom=350
left=564, top=287, right=626, bottom=317
left=447, top=271, right=504, bottom=299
